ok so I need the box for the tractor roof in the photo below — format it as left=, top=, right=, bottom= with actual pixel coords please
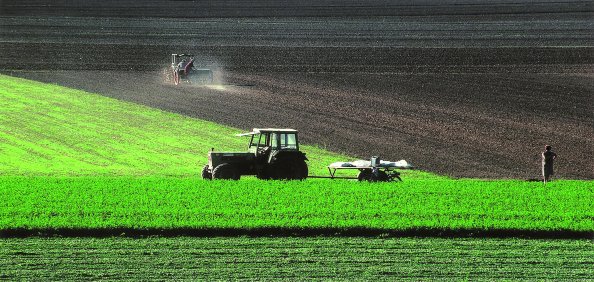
left=172, top=53, right=194, bottom=57
left=236, top=128, right=298, bottom=136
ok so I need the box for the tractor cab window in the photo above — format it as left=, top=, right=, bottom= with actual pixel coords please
left=249, top=133, right=269, bottom=152
left=270, top=133, right=279, bottom=148
left=278, top=133, right=298, bottom=150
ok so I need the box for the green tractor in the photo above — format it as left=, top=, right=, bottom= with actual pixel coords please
left=202, top=128, right=308, bottom=180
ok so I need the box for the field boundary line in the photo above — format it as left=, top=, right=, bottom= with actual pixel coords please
left=1, top=228, right=592, bottom=239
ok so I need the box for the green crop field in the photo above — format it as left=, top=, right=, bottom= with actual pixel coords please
left=2, top=237, right=593, bottom=280
left=1, top=176, right=592, bottom=234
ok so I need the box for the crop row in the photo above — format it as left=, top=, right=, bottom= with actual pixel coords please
left=1, top=176, right=592, bottom=233
left=2, top=237, right=592, bottom=280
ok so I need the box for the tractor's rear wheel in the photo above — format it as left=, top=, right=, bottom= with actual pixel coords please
left=256, top=169, right=271, bottom=180
left=271, top=159, right=308, bottom=180
left=212, top=163, right=240, bottom=180
left=201, top=165, right=212, bottom=180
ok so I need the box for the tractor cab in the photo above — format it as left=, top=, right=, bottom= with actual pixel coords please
left=242, top=129, right=300, bottom=161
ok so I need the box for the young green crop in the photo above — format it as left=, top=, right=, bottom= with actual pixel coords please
left=1, top=176, right=591, bottom=232
left=2, top=237, right=592, bottom=280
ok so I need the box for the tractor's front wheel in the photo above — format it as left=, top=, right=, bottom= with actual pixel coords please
left=212, top=163, right=240, bottom=180
left=201, top=165, right=212, bottom=180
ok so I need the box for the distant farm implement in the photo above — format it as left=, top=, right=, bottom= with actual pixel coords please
left=321, top=157, right=413, bottom=182
left=203, top=128, right=413, bottom=181
left=166, top=53, right=213, bottom=85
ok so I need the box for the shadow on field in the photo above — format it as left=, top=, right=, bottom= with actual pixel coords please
left=1, top=228, right=591, bottom=239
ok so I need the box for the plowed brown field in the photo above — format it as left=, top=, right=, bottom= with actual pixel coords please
left=1, top=0, right=593, bottom=179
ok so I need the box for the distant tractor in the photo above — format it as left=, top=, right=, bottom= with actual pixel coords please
left=202, top=128, right=308, bottom=180
left=168, top=53, right=213, bottom=85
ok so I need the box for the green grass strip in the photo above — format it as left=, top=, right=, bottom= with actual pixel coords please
left=1, top=176, right=592, bottom=232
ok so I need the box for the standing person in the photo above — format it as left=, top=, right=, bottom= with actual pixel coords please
left=542, top=145, right=557, bottom=184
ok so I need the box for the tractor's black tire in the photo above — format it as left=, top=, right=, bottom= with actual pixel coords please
left=271, top=159, right=308, bottom=180
left=256, top=169, right=271, bottom=180
left=212, top=163, right=240, bottom=180
left=296, top=160, right=308, bottom=180
left=201, top=165, right=212, bottom=180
